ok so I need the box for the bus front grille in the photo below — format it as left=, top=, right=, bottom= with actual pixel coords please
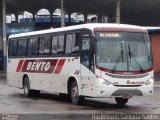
left=105, top=73, right=149, bottom=79
left=114, top=85, right=142, bottom=87
left=111, top=89, right=143, bottom=96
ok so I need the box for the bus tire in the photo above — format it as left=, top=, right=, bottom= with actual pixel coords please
left=70, top=81, right=84, bottom=105
left=23, top=77, right=40, bottom=97
left=115, top=97, right=128, bottom=105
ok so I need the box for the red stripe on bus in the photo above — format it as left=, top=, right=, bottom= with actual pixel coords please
left=16, top=60, right=24, bottom=72
left=54, top=59, right=66, bottom=74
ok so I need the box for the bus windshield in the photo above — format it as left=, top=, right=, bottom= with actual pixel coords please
left=95, top=32, right=153, bottom=72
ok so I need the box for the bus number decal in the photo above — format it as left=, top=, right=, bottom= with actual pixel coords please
left=74, top=70, right=80, bottom=75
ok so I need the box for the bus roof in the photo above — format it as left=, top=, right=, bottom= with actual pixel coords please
left=9, top=23, right=147, bottom=39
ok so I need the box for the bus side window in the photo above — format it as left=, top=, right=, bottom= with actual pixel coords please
left=9, top=39, right=17, bottom=57
left=18, top=39, right=27, bottom=56
left=51, top=35, right=58, bottom=54
left=28, top=37, right=39, bottom=56
left=65, top=34, right=72, bottom=54
left=72, top=33, right=80, bottom=54
left=65, top=33, right=80, bottom=55
left=81, top=37, right=90, bottom=68
left=39, top=36, right=51, bottom=55
left=57, top=35, right=65, bottom=55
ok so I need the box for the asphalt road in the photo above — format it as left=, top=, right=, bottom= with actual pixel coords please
left=0, top=77, right=160, bottom=120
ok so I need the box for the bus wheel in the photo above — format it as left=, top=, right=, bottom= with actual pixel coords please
left=23, top=77, right=40, bottom=97
left=115, top=97, right=128, bottom=105
left=70, top=81, right=84, bottom=105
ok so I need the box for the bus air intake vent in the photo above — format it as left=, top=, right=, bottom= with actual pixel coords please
left=111, top=89, right=143, bottom=96
left=105, top=73, right=149, bottom=79
left=114, top=85, right=142, bottom=87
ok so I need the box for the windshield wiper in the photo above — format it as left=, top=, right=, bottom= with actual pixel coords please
left=128, top=43, right=144, bottom=72
left=112, top=42, right=124, bottom=72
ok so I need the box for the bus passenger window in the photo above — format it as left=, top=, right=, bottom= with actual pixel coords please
left=65, top=34, right=73, bottom=54
left=18, top=39, right=27, bottom=56
left=57, top=35, right=64, bottom=54
left=51, top=36, right=58, bottom=54
left=9, top=40, right=17, bottom=57
left=72, top=34, right=79, bottom=54
left=28, top=37, right=39, bottom=56
left=65, top=33, right=79, bottom=55
left=81, top=38, right=90, bottom=68
left=39, top=36, right=51, bottom=55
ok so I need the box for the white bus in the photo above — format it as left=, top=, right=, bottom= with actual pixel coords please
left=7, top=23, right=154, bottom=105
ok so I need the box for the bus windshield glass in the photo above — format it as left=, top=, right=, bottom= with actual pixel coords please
left=95, top=32, right=153, bottom=72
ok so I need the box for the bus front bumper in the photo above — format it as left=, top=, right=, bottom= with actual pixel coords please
left=91, top=84, right=153, bottom=98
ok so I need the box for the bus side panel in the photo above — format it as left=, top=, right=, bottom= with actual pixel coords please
left=7, top=58, right=22, bottom=88
left=25, top=58, right=56, bottom=91
left=80, top=64, right=92, bottom=96
left=52, top=57, right=81, bottom=94
left=29, top=73, right=46, bottom=91
left=26, top=57, right=81, bottom=94
left=42, top=74, right=67, bottom=93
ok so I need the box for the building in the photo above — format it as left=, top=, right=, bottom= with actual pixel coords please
left=1, top=0, right=160, bottom=72
left=147, top=28, right=160, bottom=73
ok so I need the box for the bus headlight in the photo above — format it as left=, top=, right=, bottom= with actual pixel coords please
left=97, top=76, right=111, bottom=85
left=144, top=78, right=154, bottom=86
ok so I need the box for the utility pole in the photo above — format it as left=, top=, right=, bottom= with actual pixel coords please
left=61, top=0, right=65, bottom=27
left=2, top=0, right=7, bottom=72
left=116, top=0, right=120, bottom=24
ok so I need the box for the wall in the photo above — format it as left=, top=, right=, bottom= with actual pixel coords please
left=150, top=32, right=160, bottom=72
